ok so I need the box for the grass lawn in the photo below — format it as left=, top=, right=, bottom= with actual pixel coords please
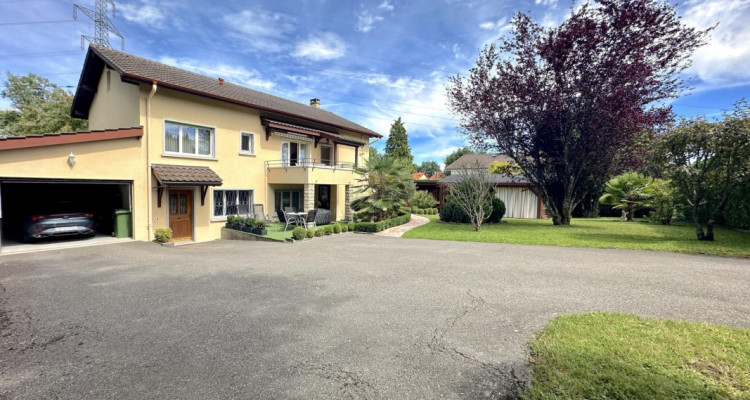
left=524, top=313, right=750, bottom=400
left=402, top=216, right=750, bottom=258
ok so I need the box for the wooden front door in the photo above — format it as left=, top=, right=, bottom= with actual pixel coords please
left=169, top=190, right=193, bottom=241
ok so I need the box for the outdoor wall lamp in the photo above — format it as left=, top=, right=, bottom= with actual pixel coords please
left=67, top=152, right=75, bottom=167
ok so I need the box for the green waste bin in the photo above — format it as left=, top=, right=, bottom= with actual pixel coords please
left=113, top=209, right=132, bottom=238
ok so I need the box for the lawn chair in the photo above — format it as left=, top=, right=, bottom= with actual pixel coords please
left=282, top=209, right=301, bottom=231
left=302, top=209, right=318, bottom=229
left=252, top=204, right=273, bottom=224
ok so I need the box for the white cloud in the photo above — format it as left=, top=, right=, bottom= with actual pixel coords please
left=479, top=17, right=509, bottom=31
left=378, top=1, right=395, bottom=11
left=117, top=1, right=166, bottom=28
left=158, top=57, right=276, bottom=90
left=223, top=9, right=296, bottom=53
left=356, top=11, right=384, bottom=32
left=682, top=0, right=750, bottom=84
left=292, top=32, right=347, bottom=61
left=535, top=0, right=558, bottom=5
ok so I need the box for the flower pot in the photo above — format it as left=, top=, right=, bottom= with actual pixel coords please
left=225, top=222, right=232, bottom=228
left=231, top=224, right=241, bottom=231
left=253, top=228, right=267, bottom=235
left=241, top=226, right=253, bottom=233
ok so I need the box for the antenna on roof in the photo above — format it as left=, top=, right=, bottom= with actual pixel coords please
left=74, top=0, right=124, bottom=50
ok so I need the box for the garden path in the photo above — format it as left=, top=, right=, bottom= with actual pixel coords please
left=375, top=214, right=430, bottom=237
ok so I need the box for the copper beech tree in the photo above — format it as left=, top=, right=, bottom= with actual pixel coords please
left=446, top=0, right=710, bottom=225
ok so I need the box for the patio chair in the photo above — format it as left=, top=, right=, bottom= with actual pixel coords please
left=302, top=209, right=318, bottom=229
left=282, top=209, right=301, bottom=231
left=252, top=204, right=273, bottom=224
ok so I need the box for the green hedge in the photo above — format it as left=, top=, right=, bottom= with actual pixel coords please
left=353, top=213, right=411, bottom=232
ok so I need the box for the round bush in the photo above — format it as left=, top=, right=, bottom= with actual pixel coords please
left=333, top=223, right=342, bottom=234
left=348, top=221, right=356, bottom=231
left=154, top=228, right=172, bottom=243
left=306, top=228, right=315, bottom=238
left=487, top=198, right=506, bottom=223
left=324, top=225, right=334, bottom=235
left=341, top=225, right=348, bottom=232
left=292, top=226, right=306, bottom=240
left=315, top=227, right=325, bottom=237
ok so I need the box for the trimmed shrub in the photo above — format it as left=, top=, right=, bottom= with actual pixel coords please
left=348, top=221, right=356, bottom=231
left=324, top=225, right=334, bottom=235
left=227, top=215, right=238, bottom=225
left=487, top=198, right=506, bottom=223
left=402, top=207, right=411, bottom=213
left=154, top=228, right=172, bottom=243
left=441, top=201, right=470, bottom=223
left=353, top=213, right=411, bottom=232
left=315, top=227, right=325, bottom=237
left=292, top=226, right=306, bottom=240
left=254, top=219, right=267, bottom=229
left=341, top=224, right=348, bottom=232
left=333, top=223, right=342, bottom=234
left=244, top=217, right=256, bottom=227
left=306, top=228, right=315, bottom=238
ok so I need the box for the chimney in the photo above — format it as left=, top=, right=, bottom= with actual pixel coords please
left=310, top=98, right=321, bottom=108
left=218, top=77, right=224, bottom=86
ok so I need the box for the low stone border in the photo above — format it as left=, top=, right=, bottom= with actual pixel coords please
left=285, top=231, right=354, bottom=244
left=221, top=228, right=285, bottom=243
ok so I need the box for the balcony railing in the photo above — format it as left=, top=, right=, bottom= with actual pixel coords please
left=265, top=158, right=356, bottom=170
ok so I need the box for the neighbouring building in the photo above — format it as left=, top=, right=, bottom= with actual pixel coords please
left=441, top=154, right=547, bottom=219
left=0, top=45, right=381, bottom=247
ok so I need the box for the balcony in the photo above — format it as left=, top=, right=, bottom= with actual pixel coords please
left=266, top=158, right=357, bottom=185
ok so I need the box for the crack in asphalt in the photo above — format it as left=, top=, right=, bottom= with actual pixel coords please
left=294, top=362, right=380, bottom=399
left=428, top=291, right=526, bottom=399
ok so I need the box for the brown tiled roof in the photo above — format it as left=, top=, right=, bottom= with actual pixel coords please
left=151, top=164, right=223, bottom=186
left=77, top=45, right=380, bottom=138
left=444, top=154, right=515, bottom=170
left=262, top=119, right=367, bottom=146
left=0, top=127, right=142, bottom=151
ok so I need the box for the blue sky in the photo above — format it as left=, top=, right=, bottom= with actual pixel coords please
left=1, top=0, right=749, bottom=165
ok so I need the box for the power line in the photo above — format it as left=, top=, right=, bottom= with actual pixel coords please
left=0, top=19, right=73, bottom=26
left=0, top=51, right=80, bottom=59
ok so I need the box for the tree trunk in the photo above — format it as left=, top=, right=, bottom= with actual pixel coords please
left=704, top=222, right=715, bottom=241
left=692, top=207, right=706, bottom=240
left=626, top=204, right=634, bottom=222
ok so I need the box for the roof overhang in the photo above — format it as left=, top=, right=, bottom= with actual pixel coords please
left=72, top=47, right=382, bottom=138
left=151, top=164, right=223, bottom=187
left=261, top=119, right=366, bottom=147
left=0, top=127, right=142, bottom=151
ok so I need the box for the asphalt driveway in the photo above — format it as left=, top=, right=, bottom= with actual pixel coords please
left=1, top=235, right=748, bottom=399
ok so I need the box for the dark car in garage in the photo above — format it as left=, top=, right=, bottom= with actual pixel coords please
left=22, top=212, right=96, bottom=242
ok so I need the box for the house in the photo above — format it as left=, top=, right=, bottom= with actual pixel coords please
left=0, top=45, right=380, bottom=247
left=441, top=154, right=547, bottom=219
left=412, top=172, right=428, bottom=180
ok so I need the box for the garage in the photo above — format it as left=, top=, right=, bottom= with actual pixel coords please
left=0, top=179, right=132, bottom=250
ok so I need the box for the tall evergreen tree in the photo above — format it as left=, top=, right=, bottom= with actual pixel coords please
left=384, top=117, right=413, bottom=166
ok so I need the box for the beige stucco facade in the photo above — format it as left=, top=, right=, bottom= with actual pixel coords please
left=1, top=65, right=371, bottom=245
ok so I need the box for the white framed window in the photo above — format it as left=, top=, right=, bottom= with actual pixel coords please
left=164, top=121, right=214, bottom=158
left=213, top=189, right=253, bottom=218
left=240, top=132, right=255, bottom=155
left=281, top=141, right=307, bottom=166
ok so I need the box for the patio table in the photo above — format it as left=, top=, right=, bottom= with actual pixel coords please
left=287, top=212, right=307, bottom=227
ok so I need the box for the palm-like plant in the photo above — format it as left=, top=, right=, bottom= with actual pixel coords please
left=599, top=172, right=654, bottom=222
left=352, top=154, right=415, bottom=221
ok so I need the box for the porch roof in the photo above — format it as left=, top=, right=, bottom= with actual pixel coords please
left=151, top=164, right=223, bottom=186
left=262, top=119, right=367, bottom=147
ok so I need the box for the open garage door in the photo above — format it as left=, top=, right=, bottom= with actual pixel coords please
left=0, top=179, right=132, bottom=250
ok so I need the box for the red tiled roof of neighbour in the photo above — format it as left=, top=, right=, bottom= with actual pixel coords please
left=413, top=172, right=426, bottom=180
left=428, top=172, right=444, bottom=180
left=72, top=45, right=381, bottom=138
left=444, top=154, right=514, bottom=170
left=0, top=127, right=143, bottom=151
left=151, top=164, right=223, bottom=186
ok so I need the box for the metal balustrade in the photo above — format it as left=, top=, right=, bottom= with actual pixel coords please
left=265, top=158, right=356, bottom=169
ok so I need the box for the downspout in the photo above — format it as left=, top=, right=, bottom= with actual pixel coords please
left=367, top=137, right=381, bottom=162
left=146, top=81, right=158, bottom=240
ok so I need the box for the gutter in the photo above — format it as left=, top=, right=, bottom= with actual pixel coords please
left=146, top=81, right=157, bottom=240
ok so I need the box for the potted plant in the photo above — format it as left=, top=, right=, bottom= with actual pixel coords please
left=227, top=215, right=238, bottom=229
left=252, top=219, right=267, bottom=235
left=242, top=217, right=255, bottom=233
